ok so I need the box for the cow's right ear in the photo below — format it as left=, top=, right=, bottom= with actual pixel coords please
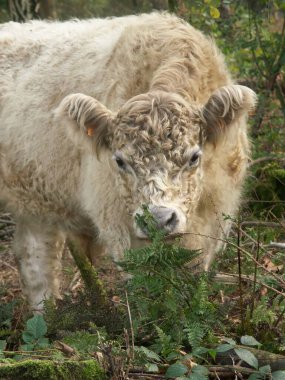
left=55, top=93, right=114, bottom=153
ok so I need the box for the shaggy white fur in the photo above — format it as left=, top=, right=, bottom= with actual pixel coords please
left=0, top=13, right=256, bottom=310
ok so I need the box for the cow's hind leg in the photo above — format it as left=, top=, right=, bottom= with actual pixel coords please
left=13, top=220, right=65, bottom=312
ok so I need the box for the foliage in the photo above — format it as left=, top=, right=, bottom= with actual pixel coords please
left=248, top=161, right=285, bottom=217
left=120, top=207, right=218, bottom=349
left=20, top=315, right=50, bottom=351
left=0, top=299, right=16, bottom=338
left=0, top=0, right=285, bottom=378
left=216, top=337, right=285, bottom=380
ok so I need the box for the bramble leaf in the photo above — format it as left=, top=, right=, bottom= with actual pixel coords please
left=165, top=363, right=188, bottom=378
left=234, top=348, right=258, bottom=369
left=241, top=336, right=261, bottom=347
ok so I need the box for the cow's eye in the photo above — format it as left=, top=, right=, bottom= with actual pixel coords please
left=189, top=151, right=201, bottom=167
left=115, top=157, right=126, bottom=169
left=113, top=154, right=128, bottom=171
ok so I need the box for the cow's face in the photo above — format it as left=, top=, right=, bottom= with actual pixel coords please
left=57, top=86, right=256, bottom=238
left=110, top=92, right=202, bottom=237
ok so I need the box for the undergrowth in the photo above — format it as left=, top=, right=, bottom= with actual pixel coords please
left=120, top=207, right=219, bottom=348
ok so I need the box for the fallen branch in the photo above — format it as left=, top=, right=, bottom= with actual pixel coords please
left=265, top=242, right=285, bottom=250
left=215, top=345, right=285, bottom=372
left=214, top=272, right=285, bottom=297
left=177, top=230, right=285, bottom=288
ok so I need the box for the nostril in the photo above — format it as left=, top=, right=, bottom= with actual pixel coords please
left=135, top=206, right=179, bottom=238
left=165, top=211, right=178, bottom=230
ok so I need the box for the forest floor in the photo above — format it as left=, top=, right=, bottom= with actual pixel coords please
left=0, top=213, right=122, bottom=312
left=1, top=209, right=285, bottom=380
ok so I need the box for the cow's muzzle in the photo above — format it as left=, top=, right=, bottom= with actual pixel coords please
left=136, top=205, right=178, bottom=238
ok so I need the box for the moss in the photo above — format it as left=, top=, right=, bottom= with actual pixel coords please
left=67, top=240, right=107, bottom=307
left=43, top=241, right=125, bottom=336
left=0, top=359, right=106, bottom=380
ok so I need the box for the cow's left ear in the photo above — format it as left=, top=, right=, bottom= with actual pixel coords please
left=55, top=93, right=114, bottom=153
left=201, top=85, right=257, bottom=143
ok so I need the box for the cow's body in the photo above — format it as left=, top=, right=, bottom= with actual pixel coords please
left=0, top=13, right=256, bottom=310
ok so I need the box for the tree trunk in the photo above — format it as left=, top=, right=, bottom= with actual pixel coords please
left=38, top=0, right=56, bottom=19
left=151, top=0, right=168, bottom=10
left=7, top=0, right=40, bottom=21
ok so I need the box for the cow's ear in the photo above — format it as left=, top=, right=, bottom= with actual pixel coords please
left=55, top=93, right=114, bottom=153
left=201, top=85, right=257, bottom=143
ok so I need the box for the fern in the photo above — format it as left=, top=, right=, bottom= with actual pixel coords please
left=120, top=207, right=218, bottom=347
left=151, top=326, right=182, bottom=358
left=184, top=322, right=206, bottom=350
left=251, top=303, right=277, bottom=326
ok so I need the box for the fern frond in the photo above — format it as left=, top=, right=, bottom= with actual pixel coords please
left=184, top=322, right=206, bottom=350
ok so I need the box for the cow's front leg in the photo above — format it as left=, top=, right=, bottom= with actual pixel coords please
left=13, top=220, right=65, bottom=312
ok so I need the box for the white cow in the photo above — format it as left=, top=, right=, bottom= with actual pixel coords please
left=0, top=13, right=256, bottom=310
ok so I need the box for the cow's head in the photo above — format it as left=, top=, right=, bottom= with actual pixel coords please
left=57, top=86, right=256, bottom=238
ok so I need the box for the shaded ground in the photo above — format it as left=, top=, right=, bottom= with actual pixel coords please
left=0, top=213, right=121, bottom=307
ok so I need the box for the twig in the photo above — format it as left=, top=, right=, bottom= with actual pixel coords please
left=249, top=156, right=285, bottom=167
left=0, top=259, right=18, bottom=272
left=237, top=215, right=244, bottom=333
left=265, top=242, right=285, bottom=250
left=250, top=227, right=260, bottom=318
left=101, top=344, right=116, bottom=376
left=177, top=231, right=285, bottom=288
left=241, top=221, right=285, bottom=228
left=125, top=291, right=135, bottom=361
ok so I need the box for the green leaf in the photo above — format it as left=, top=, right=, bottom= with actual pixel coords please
left=248, top=374, right=265, bottom=380
left=22, top=331, right=36, bottom=344
left=207, top=349, right=216, bottom=360
left=165, top=363, right=188, bottom=378
left=189, top=374, right=208, bottom=380
left=20, top=343, right=35, bottom=351
left=259, top=365, right=271, bottom=374
left=217, top=344, right=234, bottom=353
left=37, top=337, right=50, bottom=349
left=240, top=336, right=261, bottom=347
left=234, top=348, right=258, bottom=369
left=210, top=6, right=220, bottom=19
left=25, top=315, right=47, bottom=339
left=166, top=351, right=182, bottom=361
left=145, top=363, right=159, bottom=373
left=139, top=346, right=161, bottom=362
left=222, top=337, right=236, bottom=345
left=189, top=364, right=209, bottom=380
left=272, top=371, right=285, bottom=380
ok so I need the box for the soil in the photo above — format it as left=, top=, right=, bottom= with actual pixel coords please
left=0, top=213, right=122, bottom=307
